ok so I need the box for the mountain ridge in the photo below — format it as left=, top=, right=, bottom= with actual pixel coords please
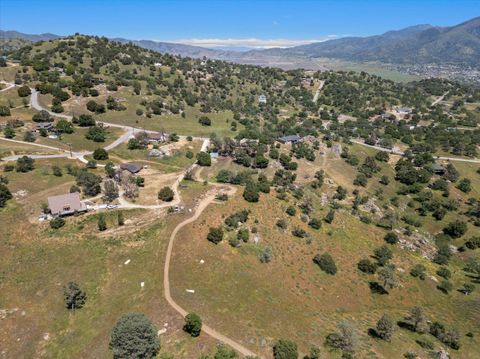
left=2, top=16, right=480, bottom=67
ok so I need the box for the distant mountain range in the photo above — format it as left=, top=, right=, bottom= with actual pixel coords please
left=2, top=16, right=480, bottom=68
left=261, top=17, right=480, bottom=67
left=0, top=30, right=60, bottom=42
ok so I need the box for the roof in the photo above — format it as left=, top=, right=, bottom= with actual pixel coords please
left=48, top=192, right=86, bottom=216
left=147, top=132, right=168, bottom=141
left=35, top=122, right=54, bottom=129
left=432, top=163, right=445, bottom=170
left=120, top=162, right=143, bottom=174
left=279, top=135, right=301, bottom=142
left=398, top=107, right=412, bottom=113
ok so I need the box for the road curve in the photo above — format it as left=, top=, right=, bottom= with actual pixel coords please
left=162, top=182, right=260, bottom=358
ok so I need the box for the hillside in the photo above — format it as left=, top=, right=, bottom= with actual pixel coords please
left=0, top=35, right=479, bottom=358
left=259, top=17, right=480, bottom=67
left=3, top=17, right=480, bottom=73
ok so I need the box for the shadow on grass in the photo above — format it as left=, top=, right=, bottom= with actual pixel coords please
left=397, top=321, right=416, bottom=332
left=369, top=281, right=388, bottom=295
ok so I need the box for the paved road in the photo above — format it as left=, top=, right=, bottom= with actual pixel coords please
left=29, top=86, right=205, bottom=141
left=313, top=80, right=325, bottom=103
left=351, top=139, right=480, bottom=164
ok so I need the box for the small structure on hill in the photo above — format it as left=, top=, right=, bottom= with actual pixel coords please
left=47, top=192, right=87, bottom=217
left=397, top=107, right=412, bottom=115
left=432, top=163, right=446, bottom=175
left=34, top=122, right=54, bottom=132
left=147, top=131, right=169, bottom=143
left=239, top=138, right=259, bottom=147
left=278, top=135, right=301, bottom=144
left=120, top=162, right=143, bottom=174
left=148, top=148, right=169, bottom=158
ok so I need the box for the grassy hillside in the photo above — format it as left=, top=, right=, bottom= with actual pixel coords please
left=0, top=35, right=479, bottom=358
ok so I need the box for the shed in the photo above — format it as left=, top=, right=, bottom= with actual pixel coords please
left=35, top=122, right=54, bottom=132
left=120, top=162, right=143, bottom=174
left=278, top=135, right=301, bottom=144
left=432, top=163, right=446, bottom=175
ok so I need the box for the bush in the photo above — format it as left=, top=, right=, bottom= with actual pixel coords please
left=291, top=227, right=308, bottom=238
left=63, top=281, right=86, bottom=310
left=243, top=181, right=259, bottom=202
left=313, top=253, right=337, bottom=275
left=196, top=152, right=211, bottom=166
left=443, top=220, right=467, bottom=238
left=198, top=116, right=211, bottom=126
left=456, top=178, right=472, bottom=193
left=324, top=209, right=335, bottom=224
left=77, top=114, right=96, bottom=127
left=375, top=314, right=394, bottom=341
left=93, top=148, right=109, bottom=160
left=50, top=217, right=65, bottom=229
left=98, top=214, right=107, bottom=231
left=374, top=245, right=393, bottom=266
left=3, top=126, right=14, bottom=138
left=0, top=105, right=11, bottom=116
left=17, top=85, right=31, bottom=97
left=207, top=227, right=223, bottom=244
left=110, top=313, right=160, bottom=359
left=357, top=258, right=377, bottom=274
left=158, top=186, right=174, bottom=202
left=52, top=165, right=63, bottom=177
left=259, top=246, right=272, bottom=263
left=384, top=232, right=399, bottom=245
left=85, top=126, right=106, bottom=142
left=410, top=264, right=426, bottom=280
left=273, top=339, right=298, bottom=359
left=308, top=218, right=321, bottom=229
left=15, top=156, right=35, bottom=172
left=436, top=266, right=451, bottom=279
left=183, top=312, right=202, bottom=337
left=0, top=183, right=13, bottom=207
left=286, top=206, right=296, bottom=216
left=237, top=228, right=249, bottom=242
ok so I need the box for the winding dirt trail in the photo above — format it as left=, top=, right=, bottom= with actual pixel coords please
left=162, top=177, right=260, bottom=358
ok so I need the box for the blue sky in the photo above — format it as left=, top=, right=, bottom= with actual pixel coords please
left=1, top=0, right=479, bottom=48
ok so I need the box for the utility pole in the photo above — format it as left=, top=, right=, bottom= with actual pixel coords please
left=67, top=142, right=73, bottom=158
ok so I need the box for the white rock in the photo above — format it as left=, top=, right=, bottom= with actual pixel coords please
left=124, top=259, right=131, bottom=265
left=200, top=259, right=205, bottom=264
left=140, top=282, right=145, bottom=288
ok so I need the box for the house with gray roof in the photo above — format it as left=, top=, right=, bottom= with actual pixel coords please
left=120, top=162, right=143, bottom=174
left=47, top=192, right=87, bottom=216
left=278, top=135, right=301, bottom=144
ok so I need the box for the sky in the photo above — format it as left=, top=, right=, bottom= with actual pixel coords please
left=1, top=0, right=479, bottom=48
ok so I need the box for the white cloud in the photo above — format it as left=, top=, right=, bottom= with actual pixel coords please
left=167, top=36, right=339, bottom=49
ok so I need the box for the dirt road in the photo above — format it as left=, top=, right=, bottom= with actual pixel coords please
left=162, top=181, right=260, bottom=358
